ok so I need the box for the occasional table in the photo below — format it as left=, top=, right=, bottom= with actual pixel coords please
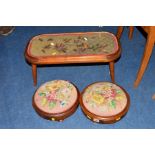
left=25, top=32, right=120, bottom=86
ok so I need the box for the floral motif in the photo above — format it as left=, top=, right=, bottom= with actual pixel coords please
left=30, top=32, right=117, bottom=56
left=82, top=82, right=127, bottom=116
left=37, top=80, right=75, bottom=109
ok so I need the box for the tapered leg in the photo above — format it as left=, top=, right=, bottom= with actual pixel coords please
left=109, top=61, right=115, bottom=83
left=128, top=26, right=134, bottom=40
left=32, top=64, right=37, bottom=86
left=134, top=27, right=155, bottom=88
left=116, top=26, right=124, bottom=39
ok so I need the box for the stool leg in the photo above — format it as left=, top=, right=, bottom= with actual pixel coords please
left=109, top=61, right=115, bottom=83
left=32, top=64, right=37, bottom=86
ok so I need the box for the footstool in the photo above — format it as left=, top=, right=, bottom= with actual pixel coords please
left=79, top=82, right=130, bottom=123
left=33, top=80, right=79, bottom=121
left=25, top=32, right=120, bottom=86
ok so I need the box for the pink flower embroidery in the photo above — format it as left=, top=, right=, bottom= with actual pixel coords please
left=110, top=89, right=116, bottom=98
left=47, top=92, right=56, bottom=102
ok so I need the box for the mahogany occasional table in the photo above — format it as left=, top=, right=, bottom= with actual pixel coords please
left=25, top=32, right=121, bottom=86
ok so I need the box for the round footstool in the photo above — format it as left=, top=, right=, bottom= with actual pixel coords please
left=80, top=82, right=130, bottom=123
left=33, top=80, right=79, bottom=121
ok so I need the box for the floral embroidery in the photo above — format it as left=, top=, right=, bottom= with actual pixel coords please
left=37, top=80, right=75, bottom=109
left=82, top=82, right=127, bottom=116
left=30, top=32, right=117, bottom=57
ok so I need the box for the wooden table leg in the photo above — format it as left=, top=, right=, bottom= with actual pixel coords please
left=128, top=26, right=134, bottom=40
left=109, top=61, right=115, bottom=83
left=116, top=26, right=124, bottom=39
left=134, top=28, right=155, bottom=88
left=32, top=64, right=37, bottom=86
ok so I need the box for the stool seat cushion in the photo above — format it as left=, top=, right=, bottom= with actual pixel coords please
left=33, top=80, right=78, bottom=114
left=81, top=82, right=129, bottom=118
left=28, top=32, right=118, bottom=57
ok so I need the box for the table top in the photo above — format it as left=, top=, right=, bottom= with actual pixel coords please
left=28, top=32, right=118, bottom=57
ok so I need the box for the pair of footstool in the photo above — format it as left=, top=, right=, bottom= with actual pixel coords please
left=33, top=80, right=130, bottom=123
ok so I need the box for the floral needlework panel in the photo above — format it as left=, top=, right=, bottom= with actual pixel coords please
left=29, top=32, right=118, bottom=57
left=34, top=80, right=78, bottom=114
left=82, top=82, right=128, bottom=117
